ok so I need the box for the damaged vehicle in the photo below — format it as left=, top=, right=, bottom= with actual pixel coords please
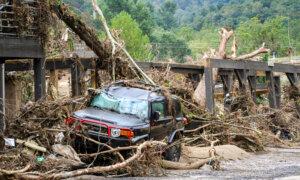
left=66, top=81, right=187, bottom=161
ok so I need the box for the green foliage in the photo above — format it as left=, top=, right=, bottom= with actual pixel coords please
left=175, top=26, right=196, bottom=42
left=188, top=28, right=219, bottom=57
left=111, top=11, right=152, bottom=61
left=156, top=0, right=178, bottom=30
left=236, top=16, right=289, bottom=57
left=63, top=0, right=300, bottom=59
left=151, top=28, right=191, bottom=62
left=101, top=0, right=155, bottom=36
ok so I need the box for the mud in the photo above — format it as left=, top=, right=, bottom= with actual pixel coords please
left=167, top=147, right=300, bottom=179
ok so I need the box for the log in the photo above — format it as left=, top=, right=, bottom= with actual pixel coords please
left=47, top=141, right=167, bottom=179
left=91, top=0, right=155, bottom=85
left=0, top=164, right=31, bottom=175
left=235, top=43, right=270, bottom=60
left=161, top=158, right=210, bottom=170
left=16, top=139, right=47, bottom=153
left=51, top=3, right=110, bottom=61
left=218, top=28, right=234, bottom=59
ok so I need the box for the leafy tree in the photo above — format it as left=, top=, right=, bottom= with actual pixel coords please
left=188, top=27, right=219, bottom=57
left=175, top=26, right=196, bottom=41
left=236, top=16, right=289, bottom=57
left=102, top=0, right=155, bottom=36
left=151, top=28, right=191, bottom=62
left=111, top=11, right=152, bottom=61
left=156, top=0, right=178, bottom=30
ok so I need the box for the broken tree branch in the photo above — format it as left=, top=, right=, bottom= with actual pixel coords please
left=234, top=43, right=270, bottom=60
left=0, top=164, right=31, bottom=175
left=47, top=141, right=167, bottom=179
left=76, top=133, right=125, bottom=162
left=79, top=146, right=138, bottom=157
left=90, top=0, right=155, bottom=85
left=51, top=3, right=110, bottom=60
left=16, top=139, right=47, bottom=153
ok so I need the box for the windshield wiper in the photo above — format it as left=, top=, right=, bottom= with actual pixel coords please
left=123, top=113, right=140, bottom=119
left=92, top=106, right=102, bottom=110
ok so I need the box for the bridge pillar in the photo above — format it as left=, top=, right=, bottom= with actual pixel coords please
left=248, top=76, right=257, bottom=104
left=71, top=60, right=83, bottom=97
left=204, top=59, right=214, bottom=113
left=235, top=69, right=247, bottom=92
left=274, top=76, right=281, bottom=108
left=34, top=58, right=46, bottom=101
left=286, top=73, right=300, bottom=116
left=0, top=59, right=5, bottom=133
left=266, top=71, right=277, bottom=108
left=220, top=71, right=233, bottom=109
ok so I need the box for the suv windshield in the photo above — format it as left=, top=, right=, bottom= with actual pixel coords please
left=90, top=92, right=149, bottom=119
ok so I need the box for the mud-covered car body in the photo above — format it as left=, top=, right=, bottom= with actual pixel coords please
left=66, top=82, right=185, bottom=149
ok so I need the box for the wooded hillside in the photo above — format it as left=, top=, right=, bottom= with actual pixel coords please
left=62, top=0, right=300, bottom=62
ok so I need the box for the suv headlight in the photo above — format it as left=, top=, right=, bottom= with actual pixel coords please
left=111, top=128, right=121, bottom=137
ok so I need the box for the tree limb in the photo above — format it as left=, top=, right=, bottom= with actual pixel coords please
left=90, top=0, right=155, bottom=85
left=47, top=141, right=166, bottom=179
left=234, top=43, right=270, bottom=60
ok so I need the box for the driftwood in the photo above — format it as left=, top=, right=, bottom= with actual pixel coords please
left=91, top=0, right=155, bottom=85
left=51, top=3, right=110, bottom=60
left=0, top=164, right=31, bottom=175
left=161, top=158, right=210, bottom=170
left=218, top=28, right=234, bottom=59
left=193, top=28, right=270, bottom=107
left=234, top=43, right=270, bottom=60
left=47, top=141, right=167, bottom=179
left=76, top=133, right=125, bottom=161
left=16, top=139, right=47, bottom=152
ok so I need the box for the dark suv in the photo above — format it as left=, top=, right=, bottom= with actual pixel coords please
left=66, top=81, right=186, bottom=161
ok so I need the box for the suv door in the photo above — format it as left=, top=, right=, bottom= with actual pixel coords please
left=150, top=101, right=173, bottom=140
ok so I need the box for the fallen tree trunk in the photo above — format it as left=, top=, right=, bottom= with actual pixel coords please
left=161, top=159, right=211, bottom=170
left=51, top=3, right=110, bottom=61
left=218, top=28, right=234, bottom=59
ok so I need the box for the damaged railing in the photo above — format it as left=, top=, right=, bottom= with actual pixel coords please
left=0, top=0, right=39, bottom=37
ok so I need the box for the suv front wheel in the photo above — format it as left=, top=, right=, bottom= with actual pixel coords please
left=164, top=142, right=182, bottom=162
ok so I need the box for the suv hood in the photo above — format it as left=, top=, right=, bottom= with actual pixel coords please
left=73, top=107, right=147, bottom=127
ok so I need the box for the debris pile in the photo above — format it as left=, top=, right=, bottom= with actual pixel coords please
left=147, top=67, right=299, bottom=152
left=0, top=1, right=299, bottom=179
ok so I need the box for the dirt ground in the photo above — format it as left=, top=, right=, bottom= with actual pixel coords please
left=168, top=147, right=300, bottom=179
left=68, top=146, right=300, bottom=179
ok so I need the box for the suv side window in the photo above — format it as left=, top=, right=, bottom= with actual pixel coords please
left=152, top=101, right=165, bottom=117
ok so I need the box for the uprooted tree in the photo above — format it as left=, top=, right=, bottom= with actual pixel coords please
left=193, top=28, right=270, bottom=108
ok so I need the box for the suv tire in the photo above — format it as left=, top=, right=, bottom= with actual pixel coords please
left=164, top=142, right=182, bottom=162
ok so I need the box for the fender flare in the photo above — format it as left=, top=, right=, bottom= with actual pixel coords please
left=168, top=128, right=184, bottom=144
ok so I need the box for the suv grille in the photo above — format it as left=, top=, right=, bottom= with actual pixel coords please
left=83, top=123, right=108, bottom=136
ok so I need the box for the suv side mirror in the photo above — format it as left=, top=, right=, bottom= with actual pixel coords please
left=152, top=111, right=160, bottom=121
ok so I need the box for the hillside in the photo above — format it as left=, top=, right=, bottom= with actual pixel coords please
left=62, top=0, right=300, bottom=61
